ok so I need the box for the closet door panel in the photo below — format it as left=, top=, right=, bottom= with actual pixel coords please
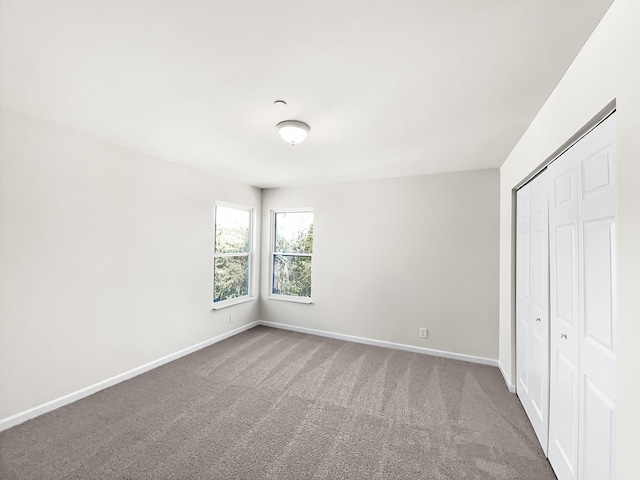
left=576, top=114, right=617, bottom=480
left=548, top=112, right=617, bottom=480
left=548, top=161, right=580, bottom=480
left=516, top=185, right=532, bottom=400
left=516, top=172, right=549, bottom=454
left=529, top=173, right=550, bottom=449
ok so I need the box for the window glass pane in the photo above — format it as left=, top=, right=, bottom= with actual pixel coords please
left=214, top=256, right=249, bottom=302
left=215, top=206, right=250, bottom=253
left=272, top=255, right=312, bottom=297
left=275, top=211, right=313, bottom=254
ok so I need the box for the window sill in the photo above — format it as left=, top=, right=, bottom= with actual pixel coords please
left=267, top=295, right=313, bottom=304
left=212, top=296, right=255, bottom=310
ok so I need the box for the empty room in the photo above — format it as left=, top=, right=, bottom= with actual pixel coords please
left=1, top=1, right=639, bottom=479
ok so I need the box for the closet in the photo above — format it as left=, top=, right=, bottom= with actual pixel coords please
left=516, top=112, right=617, bottom=480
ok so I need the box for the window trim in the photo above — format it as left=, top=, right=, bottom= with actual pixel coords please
left=212, top=201, right=256, bottom=310
left=269, top=207, right=314, bottom=303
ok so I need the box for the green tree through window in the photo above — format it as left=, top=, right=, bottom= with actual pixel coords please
left=214, top=205, right=252, bottom=304
left=272, top=210, right=313, bottom=298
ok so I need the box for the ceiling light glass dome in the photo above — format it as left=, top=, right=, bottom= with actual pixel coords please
left=276, top=120, right=310, bottom=145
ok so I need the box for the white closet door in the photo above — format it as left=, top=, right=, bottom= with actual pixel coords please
left=529, top=171, right=550, bottom=451
left=576, top=114, right=617, bottom=480
left=548, top=113, right=617, bottom=480
left=548, top=157, right=581, bottom=480
left=516, top=183, right=532, bottom=418
left=516, top=170, right=550, bottom=453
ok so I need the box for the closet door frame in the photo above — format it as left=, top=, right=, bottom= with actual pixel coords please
left=511, top=102, right=616, bottom=480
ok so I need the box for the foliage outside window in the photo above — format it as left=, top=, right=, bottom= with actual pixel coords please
left=214, top=204, right=252, bottom=304
left=271, top=210, right=313, bottom=299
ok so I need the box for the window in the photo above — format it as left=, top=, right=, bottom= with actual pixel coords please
left=213, top=203, right=253, bottom=307
left=270, top=209, right=313, bottom=302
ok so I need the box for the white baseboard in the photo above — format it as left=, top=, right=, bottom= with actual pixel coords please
left=257, top=320, right=499, bottom=368
left=498, top=361, right=517, bottom=393
left=0, top=321, right=259, bottom=432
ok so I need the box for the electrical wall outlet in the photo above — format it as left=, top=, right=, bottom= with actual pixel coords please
left=419, top=328, right=428, bottom=338
left=229, top=314, right=235, bottom=323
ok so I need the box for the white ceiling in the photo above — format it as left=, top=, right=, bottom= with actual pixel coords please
left=0, top=0, right=614, bottom=188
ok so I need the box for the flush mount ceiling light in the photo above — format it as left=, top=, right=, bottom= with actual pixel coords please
left=276, top=120, right=310, bottom=145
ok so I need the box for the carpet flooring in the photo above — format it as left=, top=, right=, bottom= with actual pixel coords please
left=0, top=326, right=556, bottom=479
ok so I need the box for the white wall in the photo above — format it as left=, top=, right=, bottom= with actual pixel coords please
left=498, top=0, right=639, bottom=476
left=0, top=109, right=261, bottom=420
left=260, top=169, right=500, bottom=360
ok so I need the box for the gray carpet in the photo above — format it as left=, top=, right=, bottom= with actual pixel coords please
left=0, top=326, right=556, bottom=479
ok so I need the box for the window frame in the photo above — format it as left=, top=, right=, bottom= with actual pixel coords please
left=268, top=207, right=314, bottom=304
left=212, top=201, right=256, bottom=310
